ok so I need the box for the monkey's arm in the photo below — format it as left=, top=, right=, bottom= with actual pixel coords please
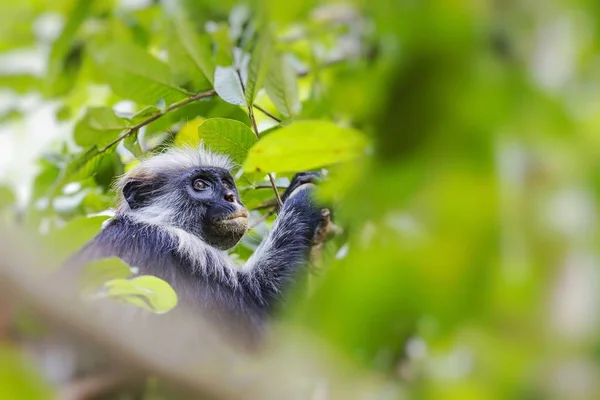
left=241, top=182, right=322, bottom=308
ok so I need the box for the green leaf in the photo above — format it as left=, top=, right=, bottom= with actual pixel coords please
left=103, top=276, right=178, bottom=314
left=175, top=118, right=204, bottom=148
left=52, top=147, right=114, bottom=196
left=64, top=147, right=111, bottom=182
left=0, top=75, right=40, bottom=94
left=0, top=345, right=53, bottom=400
left=80, top=257, right=132, bottom=294
left=45, top=0, right=92, bottom=96
left=214, top=66, right=247, bottom=106
left=243, top=121, right=368, bottom=173
left=123, top=133, right=143, bottom=157
left=90, top=42, right=193, bottom=105
left=130, top=106, right=161, bottom=124
left=0, top=186, right=15, bottom=209
left=74, top=107, right=130, bottom=148
left=170, top=16, right=215, bottom=85
left=245, top=32, right=273, bottom=105
left=198, top=118, right=257, bottom=166
left=44, top=215, right=109, bottom=264
left=0, top=4, right=36, bottom=52
left=265, top=53, right=300, bottom=118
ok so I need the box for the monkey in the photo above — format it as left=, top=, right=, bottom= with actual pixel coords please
left=65, top=145, right=327, bottom=339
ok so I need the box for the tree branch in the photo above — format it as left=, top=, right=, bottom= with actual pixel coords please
left=99, top=89, right=216, bottom=153
left=0, top=228, right=388, bottom=400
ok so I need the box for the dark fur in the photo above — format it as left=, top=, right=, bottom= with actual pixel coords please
left=67, top=171, right=322, bottom=338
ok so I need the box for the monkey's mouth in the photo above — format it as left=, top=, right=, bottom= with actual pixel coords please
left=216, top=209, right=249, bottom=223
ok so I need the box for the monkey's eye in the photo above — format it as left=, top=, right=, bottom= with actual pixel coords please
left=192, top=179, right=209, bottom=191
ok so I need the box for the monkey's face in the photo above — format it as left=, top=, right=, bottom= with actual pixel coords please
left=122, top=164, right=248, bottom=250
left=182, top=167, right=248, bottom=250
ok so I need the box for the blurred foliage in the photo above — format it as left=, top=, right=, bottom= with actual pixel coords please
left=1, top=0, right=600, bottom=399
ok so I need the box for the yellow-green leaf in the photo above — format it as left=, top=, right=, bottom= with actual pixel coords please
left=245, top=31, right=273, bottom=105
left=80, top=257, right=132, bottom=294
left=244, top=121, right=368, bottom=173
left=264, top=53, right=300, bottom=118
left=198, top=118, right=257, bottom=166
left=103, top=276, right=178, bottom=314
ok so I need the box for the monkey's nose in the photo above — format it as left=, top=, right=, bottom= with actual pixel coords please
left=224, top=192, right=236, bottom=203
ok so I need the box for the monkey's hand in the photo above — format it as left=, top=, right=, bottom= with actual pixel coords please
left=281, top=171, right=323, bottom=203
left=282, top=172, right=341, bottom=261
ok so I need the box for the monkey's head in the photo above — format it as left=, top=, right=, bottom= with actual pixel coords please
left=115, top=146, right=248, bottom=250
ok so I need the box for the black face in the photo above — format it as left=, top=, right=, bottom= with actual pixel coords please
left=181, top=167, right=248, bottom=250
left=123, top=166, right=248, bottom=250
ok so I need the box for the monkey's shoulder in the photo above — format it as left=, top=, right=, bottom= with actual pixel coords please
left=69, top=217, right=178, bottom=272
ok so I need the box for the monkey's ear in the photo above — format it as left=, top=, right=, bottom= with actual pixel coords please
left=123, top=180, right=151, bottom=210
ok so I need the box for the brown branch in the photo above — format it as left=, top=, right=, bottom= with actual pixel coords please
left=236, top=71, right=283, bottom=209
left=0, top=228, right=388, bottom=400
left=99, top=89, right=216, bottom=153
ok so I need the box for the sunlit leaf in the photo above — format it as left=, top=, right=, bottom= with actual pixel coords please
left=90, top=42, right=193, bottom=105
left=198, top=118, right=257, bottom=165
left=264, top=53, right=300, bottom=118
left=244, top=121, right=367, bottom=173
left=245, top=31, right=273, bottom=105
left=214, top=66, right=247, bottom=106
left=175, top=117, right=204, bottom=148
left=103, top=276, right=178, bottom=314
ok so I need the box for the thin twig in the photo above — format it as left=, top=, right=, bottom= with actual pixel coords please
left=253, top=104, right=281, bottom=123
left=249, top=207, right=277, bottom=229
left=99, top=89, right=216, bottom=153
left=254, top=184, right=287, bottom=190
left=251, top=199, right=278, bottom=211
left=236, top=71, right=283, bottom=209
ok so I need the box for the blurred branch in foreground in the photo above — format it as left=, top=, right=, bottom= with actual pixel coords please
left=0, top=226, right=397, bottom=400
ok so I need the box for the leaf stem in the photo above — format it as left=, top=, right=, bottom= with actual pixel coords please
left=99, top=89, right=216, bottom=153
left=252, top=104, right=281, bottom=123
left=236, top=70, right=283, bottom=209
